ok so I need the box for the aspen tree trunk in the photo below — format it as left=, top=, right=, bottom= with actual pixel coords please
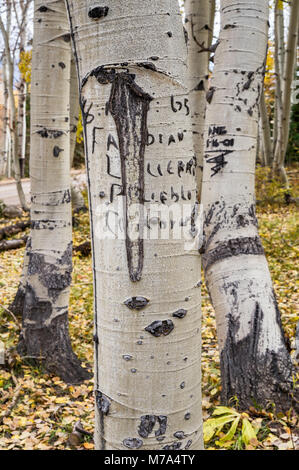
left=260, top=87, right=272, bottom=167
left=18, top=0, right=90, bottom=383
left=280, top=0, right=299, bottom=166
left=273, top=0, right=284, bottom=174
left=69, top=58, right=86, bottom=212
left=201, top=0, right=298, bottom=412
left=0, top=9, right=28, bottom=210
left=66, top=0, right=203, bottom=450
left=185, top=0, right=211, bottom=192
left=208, top=0, right=216, bottom=49
left=17, top=8, right=28, bottom=179
left=1, top=55, right=9, bottom=176
left=17, top=76, right=27, bottom=179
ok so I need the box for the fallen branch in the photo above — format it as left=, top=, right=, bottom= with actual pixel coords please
left=0, top=236, right=27, bottom=252
left=0, top=219, right=30, bottom=241
left=0, top=302, right=21, bottom=329
left=0, top=371, right=21, bottom=425
left=73, top=241, right=91, bottom=257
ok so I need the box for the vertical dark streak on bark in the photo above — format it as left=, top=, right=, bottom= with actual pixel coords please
left=108, top=73, right=152, bottom=282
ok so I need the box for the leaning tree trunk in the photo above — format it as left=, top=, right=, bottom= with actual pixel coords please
left=18, top=0, right=90, bottom=384
left=69, top=57, right=86, bottom=212
left=1, top=54, right=9, bottom=176
left=280, top=0, right=299, bottom=167
left=0, top=13, right=28, bottom=210
left=185, top=0, right=211, bottom=193
left=259, top=87, right=272, bottom=167
left=273, top=0, right=289, bottom=186
left=201, top=0, right=298, bottom=412
left=17, top=23, right=28, bottom=179
left=66, top=0, right=203, bottom=450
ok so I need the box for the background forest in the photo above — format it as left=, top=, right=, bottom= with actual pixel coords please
left=0, top=0, right=298, bottom=451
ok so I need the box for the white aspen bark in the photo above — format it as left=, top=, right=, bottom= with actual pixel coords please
left=277, top=1, right=285, bottom=81
left=17, top=6, right=28, bottom=179
left=208, top=0, right=216, bottom=49
left=260, top=87, right=272, bottom=166
left=66, top=0, right=203, bottom=450
left=280, top=0, right=299, bottom=165
left=1, top=55, right=9, bottom=176
left=22, top=82, right=27, bottom=162
left=201, top=0, right=297, bottom=412
left=69, top=57, right=86, bottom=212
left=185, top=0, right=211, bottom=193
left=17, top=79, right=27, bottom=178
left=0, top=9, right=28, bottom=210
left=273, top=0, right=289, bottom=186
left=18, top=0, right=90, bottom=383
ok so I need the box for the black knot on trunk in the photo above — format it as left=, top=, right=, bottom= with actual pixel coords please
left=145, top=320, right=174, bottom=337
left=88, top=6, right=109, bottom=19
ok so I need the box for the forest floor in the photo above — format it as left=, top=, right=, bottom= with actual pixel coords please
left=0, top=167, right=298, bottom=450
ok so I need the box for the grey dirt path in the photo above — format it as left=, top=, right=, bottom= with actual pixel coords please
left=0, top=169, right=86, bottom=207
left=0, top=179, right=30, bottom=206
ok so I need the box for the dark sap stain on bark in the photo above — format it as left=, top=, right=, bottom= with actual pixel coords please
left=124, top=296, right=149, bottom=310
left=27, top=242, right=72, bottom=301
left=163, top=442, right=182, bottom=450
left=53, top=145, right=64, bottom=157
left=93, top=334, right=99, bottom=344
left=145, top=320, right=174, bottom=337
left=123, top=438, right=143, bottom=449
left=138, top=415, right=156, bottom=438
left=203, top=236, right=264, bottom=271
left=122, top=354, right=132, bottom=361
left=31, top=189, right=71, bottom=206
left=194, top=80, right=205, bottom=91
left=38, top=5, right=48, bottom=12
left=223, top=24, right=236, bottom=29
left=172, top=309, right=187, bottom=319
left=185, top=439, right=192, bottom=449
left=19, top=311, right=90, bottom=384
left=95, top=390, right=110, bottom=415
left=88, top=6, right=109, bottom=19
left=24, top=284, right=53, bottom=327
left=107, top=72, right=152, bottom=282
left=37, top=128, right=63, bottom=139
left=220, top=301, right=297, bottom=412
left=136, top=61, right=157, bottom=72
left=173, top=431, right=185, bottom=439
left=155, top=415, right=167, bottom=437
left=206, top=86, right=216, bottom=104
left=95, top=390, right=110, bottom=450
left=85, top=68, right=152, bottom=282
left=243, top=71, right=254, bottom=91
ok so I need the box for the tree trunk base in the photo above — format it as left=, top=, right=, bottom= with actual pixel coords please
left=221, top=333, right=299, bottom=413
left=9, top=284, right=26, bottom=317
left=18, top=312, right=92, bottom=384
